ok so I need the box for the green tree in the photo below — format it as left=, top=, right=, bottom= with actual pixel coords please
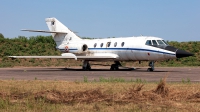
left=0, top=33, right=4, bottom=39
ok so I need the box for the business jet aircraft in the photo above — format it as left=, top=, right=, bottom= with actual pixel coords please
left=9, top=17, right=193, bottom=71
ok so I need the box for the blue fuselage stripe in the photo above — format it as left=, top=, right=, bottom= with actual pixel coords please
left=59, top=48, right=175, bottom=56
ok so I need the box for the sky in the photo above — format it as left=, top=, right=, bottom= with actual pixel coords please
left=0, top=0, right=200, bottom=41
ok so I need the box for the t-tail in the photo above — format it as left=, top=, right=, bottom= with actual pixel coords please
left=22, top=17, right=82, bottom=48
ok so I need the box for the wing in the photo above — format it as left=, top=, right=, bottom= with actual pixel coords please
left=8, top=53, right=119, bottom=61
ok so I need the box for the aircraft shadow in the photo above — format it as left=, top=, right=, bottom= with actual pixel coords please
left=10, top=67, right=170, bottom=72
left=62, top=67, right=170, bottom=72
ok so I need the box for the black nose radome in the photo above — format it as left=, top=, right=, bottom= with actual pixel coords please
left=176, top=49, right=194, bottom=58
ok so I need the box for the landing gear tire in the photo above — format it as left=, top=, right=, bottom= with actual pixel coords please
left=82, top=65, right=91, bottom=71
left=147, top=61, right=155, bottom=72
left=147, top=68, right=154, bottom=71
left=110, top=64, right=119, bottom=71
left=110, top=61, right=122, bottom=71
left=82, top=60, right=91, bottom=71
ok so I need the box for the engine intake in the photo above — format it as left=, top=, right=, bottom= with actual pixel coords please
left=65, top=44, right=88, bottom=54
left=82, top=44, right=88, bottom=52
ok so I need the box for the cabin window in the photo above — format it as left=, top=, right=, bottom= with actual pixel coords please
left=121, top=42, right=125, bottom=47
left=157, top=40, right=165, bottom=45
left=94, top=43, right=97, bottom=48
left=100, top=43, right=103, bottom=47
left=114, top=42, right=117, bottom=47
left=152, top=40, right=158, bottom=45
left=145, top=40, right=152, bottom=45
left=107, top=42, right=111, bottom=47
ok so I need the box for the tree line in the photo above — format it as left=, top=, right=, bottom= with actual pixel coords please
left=0, top=34, right=199, bottom=67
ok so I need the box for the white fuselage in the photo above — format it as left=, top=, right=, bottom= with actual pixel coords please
left=57, top=36, right=176, bottom=61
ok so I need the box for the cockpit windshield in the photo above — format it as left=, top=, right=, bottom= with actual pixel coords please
left=162, top=40, right=169, bottom=45
left=152, top=40, right=158, bottom=45
left=145, top=40, right=169, bottom=46
left=157, top=40, right=165, bottom=45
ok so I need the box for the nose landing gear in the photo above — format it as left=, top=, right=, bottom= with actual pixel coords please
left=147, top=61, right=155, bottom=71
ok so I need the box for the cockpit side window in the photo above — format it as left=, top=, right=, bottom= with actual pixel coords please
left=152, top=40, right=158, bottom=45
left=145, top=40, right=152, bottom=45
left=162, top=40, right=169, bottom=45
left=157, top=40, right=165, bottom=45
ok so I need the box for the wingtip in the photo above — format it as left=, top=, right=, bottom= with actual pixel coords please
left=8, top=56, right=16, bottom=59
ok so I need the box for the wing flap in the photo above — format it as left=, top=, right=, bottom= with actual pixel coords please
left=77, top=56, right=116, bottom=60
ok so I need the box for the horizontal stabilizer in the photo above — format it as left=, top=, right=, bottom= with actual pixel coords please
left=21, top=29, right=68, bottom=34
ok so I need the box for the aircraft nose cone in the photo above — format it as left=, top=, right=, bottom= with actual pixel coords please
left=176, top=49, right=194, bottom=58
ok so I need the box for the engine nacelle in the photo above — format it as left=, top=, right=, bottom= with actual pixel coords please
left=64, top=44, right=88, bottom=54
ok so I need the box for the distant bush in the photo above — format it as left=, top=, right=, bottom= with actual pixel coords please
left=0, top=36, right=199, bottom=67
left=0, top=33, right=4, bottom=39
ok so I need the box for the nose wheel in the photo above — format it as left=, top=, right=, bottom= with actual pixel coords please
left=147, top=61, right=154, bottom=71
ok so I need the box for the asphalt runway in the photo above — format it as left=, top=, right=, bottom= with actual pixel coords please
left=0, top=67, right=200, bottom=82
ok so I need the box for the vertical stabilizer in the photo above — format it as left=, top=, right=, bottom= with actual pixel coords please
left=45, top=18, right=82, bottom=47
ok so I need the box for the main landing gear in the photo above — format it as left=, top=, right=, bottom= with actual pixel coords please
left=82, top=60, right=122, bottom=71
left=110, top=61, right=122, bottom=70
left=81, top=60, right=155, bottom=71
left=147, top=61, right=155, bottom=72
left=82, top=60, right=91, bottom=70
